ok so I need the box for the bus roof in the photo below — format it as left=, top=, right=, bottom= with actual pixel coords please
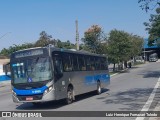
left=49, top=47, right=106, bottom=57
left=12, top=45, right=107, bottom=58
left=14, top=47, right=42, bottom=53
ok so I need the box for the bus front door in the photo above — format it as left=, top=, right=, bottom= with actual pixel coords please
left=53, top=53, right=66, bottom=100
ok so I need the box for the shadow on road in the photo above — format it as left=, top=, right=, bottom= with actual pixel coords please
left=103, top=88, right=157, bottom=110
left=149, top=88, right=160, bottom=110
left=16, top=88, right=109, bottom=110
left=139, top=70, right=160, bottom=78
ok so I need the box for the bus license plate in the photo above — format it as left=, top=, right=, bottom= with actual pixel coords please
left=26, top=97, right=33, bottom=101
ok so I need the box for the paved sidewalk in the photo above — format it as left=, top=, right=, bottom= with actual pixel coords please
left=0, top=80, right=11, bottom=87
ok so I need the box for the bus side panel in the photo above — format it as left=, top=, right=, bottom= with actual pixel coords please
left=54, top=71, right=95, bottom=100
left=70, top=71, right=96, bottom=96
left=94, top=70, right=110, bottom=88
left=69, top=70, right=110, bottom=96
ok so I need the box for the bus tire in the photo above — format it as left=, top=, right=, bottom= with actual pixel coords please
left=97, top=81, right=102, bottom=95
left=66, top=86, right=74, bottom=104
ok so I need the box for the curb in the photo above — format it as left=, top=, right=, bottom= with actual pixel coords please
left=110, top=68, right=129, bottom=77
left=110, top=73, right=119, bottom=77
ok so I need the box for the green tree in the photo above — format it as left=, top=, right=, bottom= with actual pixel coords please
left=107, top=29, right=132, bottom=71
left=63, top=40, right=75, bottom=49
left=0, top=48, right=10, bottom=56
left=0, top=43, right=34, bottom=56
left=35, top=31, right=53, bottom=47
left=138, top=0, right=160, bottom=12
left=144, top=8, right=160, bottom=46
left=129, top=34, right=143, bottom=60
left=56, top=39, right=76, bottom=49
left=82, top=25, right=107, bottom=54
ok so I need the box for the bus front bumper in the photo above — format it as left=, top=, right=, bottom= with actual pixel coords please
left=12, top=89, right=56, bottom=103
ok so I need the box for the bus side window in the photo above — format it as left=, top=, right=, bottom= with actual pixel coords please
left=100, top=58, right=107, bottom=70
left=78, top=55, right=86, bottom=71
left=62, top=53, right=72, bottom=72
left=72, top=54, right=79, bottom=71
left=90, top=56, right=95, bottom=70
left=85, top=56, right=91, bottom=71
left=95, top=57, right=101, bottom=70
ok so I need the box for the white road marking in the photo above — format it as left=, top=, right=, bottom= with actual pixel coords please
left=136, top=77, right=160, bottom=120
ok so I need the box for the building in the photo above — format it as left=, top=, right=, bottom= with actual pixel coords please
left=143, top=39, right=160, bottom=61
left=0, top=56, right=10, bottom=81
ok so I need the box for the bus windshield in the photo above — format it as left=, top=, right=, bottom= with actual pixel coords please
left=11, top=57, right=52, bottom=84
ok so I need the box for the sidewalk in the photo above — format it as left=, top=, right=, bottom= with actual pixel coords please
left=0, top=80, right=11, bottom=88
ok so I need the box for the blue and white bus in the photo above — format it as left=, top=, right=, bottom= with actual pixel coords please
left=6, top=46, right=110, bottom=105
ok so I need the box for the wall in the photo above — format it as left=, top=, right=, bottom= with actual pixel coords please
left=0, top=63, right=10, bottom=81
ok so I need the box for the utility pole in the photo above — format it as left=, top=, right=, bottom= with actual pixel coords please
left=75, top=20, right=79, bottom=50
left=143, top=38, right=146, bottom=63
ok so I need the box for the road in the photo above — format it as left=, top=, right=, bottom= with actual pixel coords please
left=0, top=61, right=160, bottom=120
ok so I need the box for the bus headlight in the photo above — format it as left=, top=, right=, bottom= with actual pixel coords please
left=12, top=90, right=16, bottom=96
left=44, top=86, right=53, bottom=95
left=49, top=86, right=53, bottom=91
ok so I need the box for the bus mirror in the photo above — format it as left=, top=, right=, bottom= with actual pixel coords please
left=4, top=63, right=11, bottom=77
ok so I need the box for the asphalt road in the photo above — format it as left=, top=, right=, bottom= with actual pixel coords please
left=0, top=61, right=160, bottom=120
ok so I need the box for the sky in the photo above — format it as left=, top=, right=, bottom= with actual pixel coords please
left=0, top=0, right=155, bottom=50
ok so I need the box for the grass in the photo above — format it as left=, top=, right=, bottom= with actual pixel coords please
left=109, top=71, right=118, bottom=75
left=133, top=62, right=145, bottom=66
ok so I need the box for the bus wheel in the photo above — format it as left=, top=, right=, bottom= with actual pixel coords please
left=66, top=86, right=74, bottom=104
left=97, top=81, right=102, bottom=95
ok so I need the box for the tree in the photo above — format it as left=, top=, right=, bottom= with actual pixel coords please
left=144, top=8, right=160, bottom=46
left=139, top=0, right=160, bottom=46
left=56, top=39, right=76, bottom=49
left=129, top=34, right=144, bottom=61
left=0, top=48, right=10, bottom=56
left=63, top=40, right=75, bottom=49
left=82, top=25, right=107, bottom=54
left=0, top=43, right=34, bottom=56
left=107, top=29, right=132, bottom=71
left=138, top=0, right=160, bottom=12
left=35, top=31, right=53, bottom=47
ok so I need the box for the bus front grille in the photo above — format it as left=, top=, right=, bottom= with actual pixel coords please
left=17, top=94, right=43, bottom=101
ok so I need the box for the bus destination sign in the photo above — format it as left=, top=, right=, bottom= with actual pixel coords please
left=15, top=49, right=44, bottom=58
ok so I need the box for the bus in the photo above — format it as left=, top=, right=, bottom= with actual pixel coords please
left=6, top=45, right=110, bottom=105
left=149, top=53, right=158, bottom=62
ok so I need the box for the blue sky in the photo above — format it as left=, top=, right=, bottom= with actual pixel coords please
left=0, top=0, right=155, bottom=50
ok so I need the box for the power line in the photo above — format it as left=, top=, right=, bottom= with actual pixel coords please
left=0, top=32, right=11, bottom=40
